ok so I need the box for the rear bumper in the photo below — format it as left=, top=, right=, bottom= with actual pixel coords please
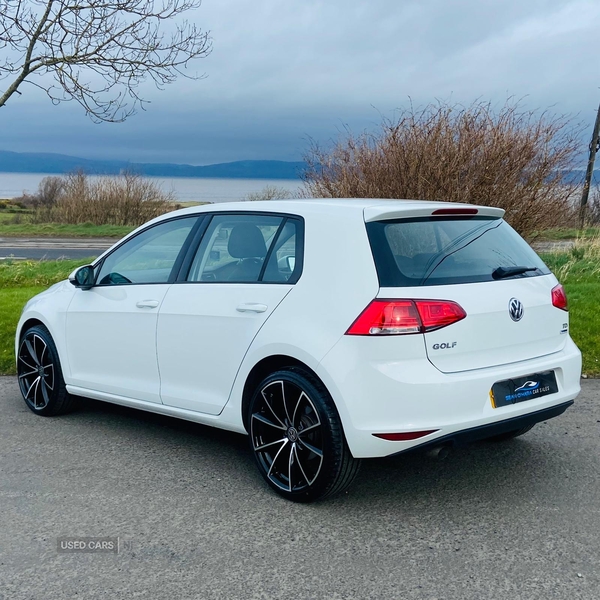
left=391, top=400, right=573, bottom=456
left=317, top=336, right=582, bottom=458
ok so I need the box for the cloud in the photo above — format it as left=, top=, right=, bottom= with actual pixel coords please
left=0, top=0, right=597, bottom=163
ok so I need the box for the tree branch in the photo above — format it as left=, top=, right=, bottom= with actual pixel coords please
left=0, top=0, right=211, bottom=120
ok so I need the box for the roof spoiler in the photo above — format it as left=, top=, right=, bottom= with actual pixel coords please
left=364, top=204, right=505, bottom=222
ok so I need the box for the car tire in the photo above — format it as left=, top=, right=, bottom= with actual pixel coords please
left=486, top=424, right=535, bottom=442
left=248, top=367, right=361, bottom=502
left=17, top=325, right=76, bottom=416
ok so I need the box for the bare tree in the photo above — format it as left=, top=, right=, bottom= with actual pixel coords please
left=0, top=0, right=211, bottom=122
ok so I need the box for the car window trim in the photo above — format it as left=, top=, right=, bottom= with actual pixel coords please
left=258, top=217, right=287, bottom=281
left=168, top=216, right=207, bottom=284
left=91, top=214, right=204, bottom=288
left=174, top=210, right=305, bottom=286
left=175, top=214, right=213, bottom=282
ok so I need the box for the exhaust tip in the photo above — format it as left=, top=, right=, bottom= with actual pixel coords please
left=425, top=445, right=451, bottom=460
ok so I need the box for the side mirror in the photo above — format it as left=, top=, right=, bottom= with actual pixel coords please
left=69, top=265, right=95, bottom=290
left=286, top=256, right=296, bottom=272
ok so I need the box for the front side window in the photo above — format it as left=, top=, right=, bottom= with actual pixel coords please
left=96, top=217, right=197, bottom=285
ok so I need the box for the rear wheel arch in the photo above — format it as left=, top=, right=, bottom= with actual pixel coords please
left=241, top=355, right=326, bottom=431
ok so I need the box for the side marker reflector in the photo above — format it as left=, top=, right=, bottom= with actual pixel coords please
left=373, top=430, right=439, bottom=441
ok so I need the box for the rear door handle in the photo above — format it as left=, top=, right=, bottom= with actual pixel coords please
left=236, top=303, right=268, bottom=313
left=136, top=300, right=160, bottom=309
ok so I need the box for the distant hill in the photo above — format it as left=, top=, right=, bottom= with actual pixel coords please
left=0, top=150, right=305, bottom=180
left=2, top=150, right=596, bottom=183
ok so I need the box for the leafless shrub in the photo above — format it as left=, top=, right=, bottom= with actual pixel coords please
left=17, top=176, right=65, bottom=208
left=302, top=100, right=582, bottom=236
left=11, top=192, right=36, bottom=207
left=37, top=176, right=65, bottom=207
left=243, top=185, right=297, bottom=201
left=31, top=172, right=176, bottom=226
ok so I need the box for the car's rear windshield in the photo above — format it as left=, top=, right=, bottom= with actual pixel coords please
left=366, top=216, right=550, bottom=287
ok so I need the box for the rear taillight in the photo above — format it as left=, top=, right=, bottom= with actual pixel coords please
left=413, top=300, right=467, bottom=330
left=346, top=299, right=466, bottom=335
left=551, top=284, right=568, bottom=311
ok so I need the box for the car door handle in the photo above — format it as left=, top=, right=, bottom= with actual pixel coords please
left=136, top=300, right=160, bottom=309
left=236, top=303, right=268, bottom=313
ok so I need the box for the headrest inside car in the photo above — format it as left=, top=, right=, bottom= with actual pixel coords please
left=228, top=223, right=268, bottom=259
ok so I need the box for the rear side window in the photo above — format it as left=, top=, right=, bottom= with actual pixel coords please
left=185, top=214, right=303, bottom=284
left=366, top=217, right=550, bottom=287
left=187, top=214, right=282, bottom=282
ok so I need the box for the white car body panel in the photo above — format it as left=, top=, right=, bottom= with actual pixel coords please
left=157, top=283, right=293, bottom=414
left=16, top=198, right=582, bottom=459
left=65, top=284, right=171, bottom=403
left=17, top=280, right=76, bottom=377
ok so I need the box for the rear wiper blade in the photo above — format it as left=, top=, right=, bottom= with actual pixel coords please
left=492, top=266, right=539, bottom=280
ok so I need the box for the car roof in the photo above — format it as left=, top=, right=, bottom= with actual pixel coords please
left=165, top=198, right=505, bottom=221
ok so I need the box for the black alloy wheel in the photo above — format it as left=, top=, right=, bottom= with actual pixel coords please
left=17, top=325, right=75, bottom=416
left=249, top=368, right=360, bottom=502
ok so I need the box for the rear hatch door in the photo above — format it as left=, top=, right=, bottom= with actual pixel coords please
left=367, top=212, right=568, bottom=373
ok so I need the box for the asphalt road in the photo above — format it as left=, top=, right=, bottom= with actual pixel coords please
left=0, top=237, right=114, bottom=260
left=1, top=377, right=599, bottom=600
left=0, top=248, right=104, bottom=260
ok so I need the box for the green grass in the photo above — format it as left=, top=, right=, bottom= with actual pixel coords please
left=0, top=258, right=91, bottom=287
left=541, top=243, right=600, bottom=377
left=0, top=287, right=46, bottom=374
left=533, top=227, right=600, bottom=241
left=0, top=259, right=92, bottom=375
left=562, top=282, right=600, bottom=376
left=0, top=212, right=21, bottom=223
left=0, top=219, right=134, bottom=238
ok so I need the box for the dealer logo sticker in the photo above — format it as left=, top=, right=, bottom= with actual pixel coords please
left=514, top=380, right=540, bottom=392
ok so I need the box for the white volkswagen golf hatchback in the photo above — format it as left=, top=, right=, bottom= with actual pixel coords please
left=16, top=199, right=582, bottom=501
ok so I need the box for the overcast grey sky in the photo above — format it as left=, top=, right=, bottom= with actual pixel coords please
left=1, top=0, right=599, bottom=164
